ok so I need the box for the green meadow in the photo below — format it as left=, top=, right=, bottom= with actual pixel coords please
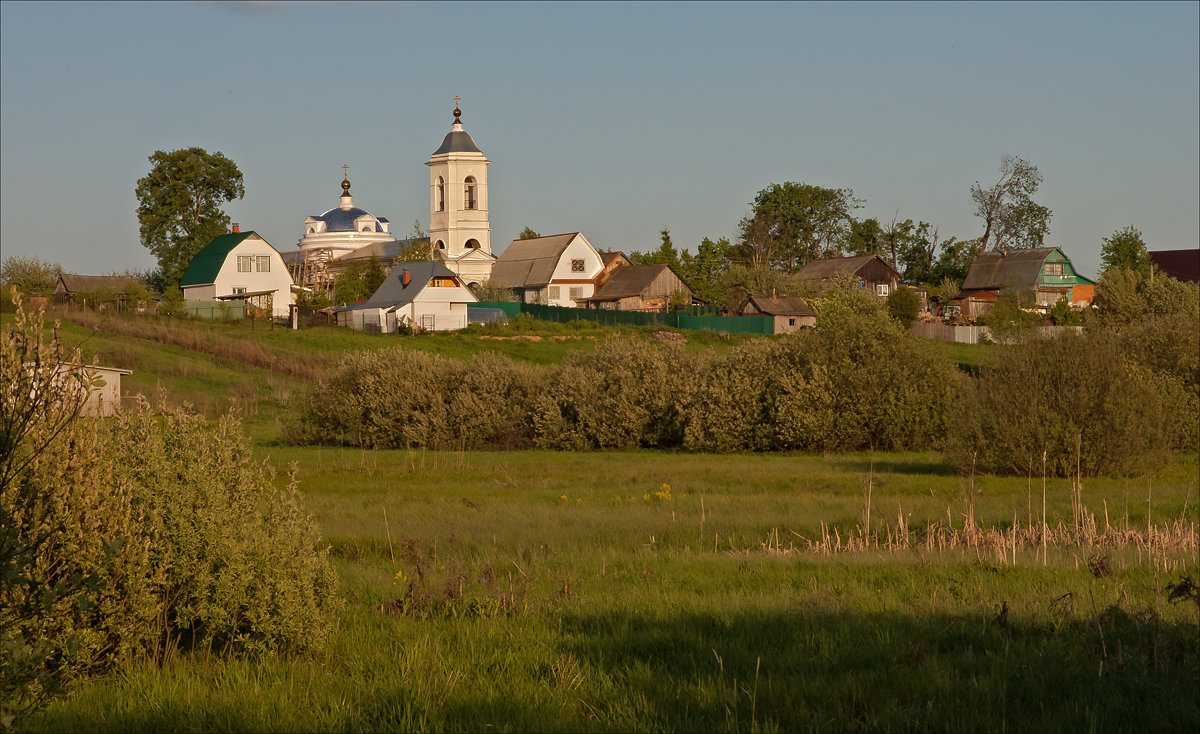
left=16, top=310, right=1200, bottom=732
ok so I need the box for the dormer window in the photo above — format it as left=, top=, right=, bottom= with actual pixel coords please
left=436, top=177, right=445, bottom=212
left=571, top=259, right=585, bottom=273
left=362, top=226, right=372, bottom=232
left=464, top=176, right=477, bottom=210
left=307, top=227, right=315, bottom=234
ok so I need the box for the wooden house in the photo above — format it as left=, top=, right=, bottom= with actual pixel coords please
left=53, top=274, right=140, bottom=307
left=740, top=294, right=816, bottom=334
left=795, top=255, right=902, bottom=297
left=956, top=247, right=1095, bottom=319
left=584, top=264, right=695, bottom=312
left=180, top=229, right=297, bottom=318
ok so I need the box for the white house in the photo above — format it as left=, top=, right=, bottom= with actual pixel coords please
left=180, top=229, right=296, bottom=318
left=337, top=260, right=477, bottom=333
left=488, top=232, right=605, bottom=307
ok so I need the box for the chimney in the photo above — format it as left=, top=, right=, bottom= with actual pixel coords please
left=401, top=269, right=411, bottom=287
left=771, top=288, right=777, bottom=302
left=232, top=223, right=240, bottom=233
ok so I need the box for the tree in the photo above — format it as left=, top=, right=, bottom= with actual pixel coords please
left=970, top=155, right=1051, bottom=251
left=473, top=280, right=517, bottom=303
left=737, top=182, right=861, bottom=271
left=362, top=256, right=386, bottom=296
left=1100, top=225, right=1151, bottom=280
left=678, top=236, right=733, bottom=306
left=630, top=228, right=681, bottom=269
left=136, top=148, right=244, bottom=289
left=0, top=256, right=62, bottom=296
left=846, top=217, right=886, bottom=258
left=331, top=262, right=370, bottom=306
left=396, top=220, right=433, bottom=263
left=517, top=227, right=541, bottom=240
left=929, top=236, right=984, bottom=284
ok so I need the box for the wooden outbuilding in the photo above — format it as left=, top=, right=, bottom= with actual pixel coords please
left=740, top=294, right=816, bottom=334
left=584, top=264, right=695, bottom=312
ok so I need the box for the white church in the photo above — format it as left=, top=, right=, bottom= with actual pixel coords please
left=282, top=103, right=497, bottom=292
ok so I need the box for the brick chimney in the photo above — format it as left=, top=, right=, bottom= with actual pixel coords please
left=232, top=223, right=240, bottom=233
left=401, top=269, right=411, bottom=287
left=771, top=288, right=777, bottom=302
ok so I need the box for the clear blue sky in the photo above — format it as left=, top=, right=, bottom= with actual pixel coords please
left=2, top=1, right=1197, bottom=280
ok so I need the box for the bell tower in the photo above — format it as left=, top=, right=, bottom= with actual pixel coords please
left=426, top=99, right=493, bottom=284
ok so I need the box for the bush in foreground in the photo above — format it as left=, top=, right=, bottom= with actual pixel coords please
left=1, top=302, right=339, bottom=727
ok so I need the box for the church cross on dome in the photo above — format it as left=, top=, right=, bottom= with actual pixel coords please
left=341, top=164, right=351, bottom=197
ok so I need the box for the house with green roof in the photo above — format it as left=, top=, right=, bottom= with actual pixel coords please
left=956, top=247, right=1095, bottom=319
left=180, top=229, right=296, bottom=318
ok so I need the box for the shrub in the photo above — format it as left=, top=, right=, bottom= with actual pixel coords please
left=680, top=339, right=794, bottom=452
left=2, top=301, right=340, bottom=726
left=947, top=330, right=1189, bottom=476
left=532, top=338, right=690, bottom=449
left=886, top=287, right=921, bottom=324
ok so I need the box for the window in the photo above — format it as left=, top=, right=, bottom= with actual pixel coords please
left=362, top=226, right=372, bottom=232
left=256, top=256, right=270, bottom=272
left=569, top=287, right=583, bottom=301
left=876, top=284, right=889, bottom=297
left=307, top=227, right=315, bottom=234
left=237, top=256, right=251, bottom=272
left=548, top=286, right=561, bottom=300
left=788, top=318, right=796, bottom=327
left=232, top=287, right=246, bottom=295
left=1044, top=263, right=1064, bottom=275
left=571, top=259, right=585, bottom=273
left=436, top=240, right=446, bottom=250
left=464, top=176, right=477, bottom=210
left=436, top=177, right=445, bottom=212
left=431, top=277, right=456, bottom=287
left=465, top=239, right=480, bottom=249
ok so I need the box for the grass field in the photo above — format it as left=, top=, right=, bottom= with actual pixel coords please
left=10, top=308, right=1199, bottom=732
left=27, top=449, right=1200, bottom=733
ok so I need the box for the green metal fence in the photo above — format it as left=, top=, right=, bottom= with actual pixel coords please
left=185, top=300, right=246, bottom=320
left=468, top=302, right=774, bottom=335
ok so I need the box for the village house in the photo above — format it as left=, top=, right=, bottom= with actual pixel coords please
left=336, top=260, right=476, bottom=333
left=1148, top=249, right=1200, bottom=283
left=955, top=247, right=1095, bottom=320
left=488, top=232, right=605, bottom=307
left=796, top=254, right=902, bottom=297
left=180, top=228, right=297, bottom=318
left=740, top=293, right=816, bottom=334
left=583, top=264, right=695, bottom=312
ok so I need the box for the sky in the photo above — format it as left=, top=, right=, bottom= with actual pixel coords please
left=1, top=1, right=1197, bottom=280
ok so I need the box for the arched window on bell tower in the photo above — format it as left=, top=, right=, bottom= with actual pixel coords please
left=464, top=176, right=477, bottom=210
left=436, top=177, right=445, bottom=212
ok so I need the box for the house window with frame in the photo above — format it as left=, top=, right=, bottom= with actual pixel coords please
left=1044, top=263, right=1064, bottom=275
left=788, top=318, right=796, bottom=326
left=232, top=287, right=246, bottom=295
left=876, top=284, right=889, bottom=297
left=464, top=176, right=477, bottom=210
left=569, top=287, right=583, bottom=301
left=571, top=259, right=585, bottom=273
left=548, top=286, right=561, bottom=300
left=256, top=256, right=270, bottom=272
left=237, top=256, right=252, bottom=272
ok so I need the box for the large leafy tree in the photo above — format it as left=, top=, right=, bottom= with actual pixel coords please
left=1099, top=225, right=1151, bottom=280
left=737, top=182, right=861, bottom=271
left=970, top=155, right=1051, bottom=251
left=136, top=148, right=244, bottom=288
left=0, top=256, right=62, bottom=296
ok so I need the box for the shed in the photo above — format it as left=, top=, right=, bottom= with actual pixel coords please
left=740, top=294, right=816, bottom=334
left=54, top=274, right=140, bottom=307
left=56, top=364, right=132, bottom=417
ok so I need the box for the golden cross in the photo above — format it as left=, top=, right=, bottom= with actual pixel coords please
left=454, top=94, right=461, bottom=108
left=342, top=163, right=349, bottom=179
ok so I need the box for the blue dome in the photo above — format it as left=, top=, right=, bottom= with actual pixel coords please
left=312, top=206, right=376, bottom=232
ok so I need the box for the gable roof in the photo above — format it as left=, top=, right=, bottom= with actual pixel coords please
left=353, top=260, right=474, bottom=311
left=744, top=294, right=815, bottom=317
left=961, top=247, right=1059, bottom=291
left=180, top=232, right=266, bottom=287
left=56, top=274, right=139, bottom=294
left=796, top=254, right=900, bottom=281
left=1148, top=249, right=1200, bottom=283
left=591, top=264, right=680, bottom=300
left=490, top=233, right=582, bottom=289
